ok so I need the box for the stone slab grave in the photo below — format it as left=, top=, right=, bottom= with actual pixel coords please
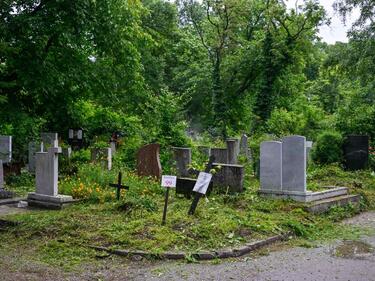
left=0, top=137, right=15, bottom=199
left=259, top=135, right=350, bottom=202
left=28, top=141, right=39, bottom=173
left=136, top=143, right=162, bottom=179
left=211, top=163, right=244, bottom=193
left=27, top=140, right=74, bottom=209
left=210, top=148, right=228, bottom=164
left=68, top=128, right=84, bottom=150
left=343, top=135, right=369, bottom=171
left=91, top=147, right=112, bottom=170
left=240, top=134, right=252, bottom=162
left=41, top=132, right=58, bottom=152
left=0, top=136, right=12, bottom=164
left=226, top=138, right=240, bottom=164
left=172, top=147, right=191, bottom=177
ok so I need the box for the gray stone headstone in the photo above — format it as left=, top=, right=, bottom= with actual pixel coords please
left=226, top=139, right=239, bottom=164
left=41, top=133, right=58, bottom=152
left=28, top=142, right=38, bottom=173
left=306, top=141, right=313, bottom=164
left=172, top=147, right=191, bottom=177
left=28, top=141, right=73, bottom=208
left=212, top=163, right=244, bottom=193
left=0, top=136, right=12, bottom=164
left=91, top=148, right=112, bottom=170
left=35, top=144, right=61, bottom=196
left=0, top=160, right=4, bottom=189
left=282, top=135, right=307, bottom=193
left=260, top=141, right=282, bottom=191
left=210, top=148, right=228, bottom=164
left=240, top=134, right=252, bottom=162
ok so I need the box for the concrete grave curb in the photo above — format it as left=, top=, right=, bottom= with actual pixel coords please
left=91, top=232, right=291, bottom=261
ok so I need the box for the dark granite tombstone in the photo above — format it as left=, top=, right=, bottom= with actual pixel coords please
left=136, top=143, right=162, bottom=179
left=68, top=128, right=84, bottom=150
left=343, top=135, right=369, bottom=171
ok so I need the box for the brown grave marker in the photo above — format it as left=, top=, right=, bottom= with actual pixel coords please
left=136, top=143, right=162, bottom=179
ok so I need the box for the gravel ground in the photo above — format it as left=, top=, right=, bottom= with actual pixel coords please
left=0, top=210, right=374, bottom=281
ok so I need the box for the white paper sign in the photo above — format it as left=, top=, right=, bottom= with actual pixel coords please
left=161, top=175, right=177, bottom=188
left=193, top=172, right=212, bottom=194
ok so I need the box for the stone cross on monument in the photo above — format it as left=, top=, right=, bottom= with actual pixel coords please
left=27, top=140, right=74, bottom=209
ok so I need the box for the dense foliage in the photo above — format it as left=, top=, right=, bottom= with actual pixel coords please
left=0, top=0, right=374, bottom=161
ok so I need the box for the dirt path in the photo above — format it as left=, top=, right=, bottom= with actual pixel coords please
left=0, top=211, right=374, bottom=281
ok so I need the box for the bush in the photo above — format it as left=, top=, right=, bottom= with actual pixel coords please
left=312, top=131, right=343, bottom=164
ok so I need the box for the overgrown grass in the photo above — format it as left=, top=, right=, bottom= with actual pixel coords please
left=1, top=162, right=374, bottom=270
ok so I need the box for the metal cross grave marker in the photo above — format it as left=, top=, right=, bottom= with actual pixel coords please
left=109, top=172, right=129, bottom=200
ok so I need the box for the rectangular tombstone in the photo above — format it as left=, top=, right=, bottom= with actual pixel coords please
left=306, top=141, right=313, bottom=165
left=62, top=147, right=72, bottom=159
left=343, top=135, right=369, bottom=171
left=0, top=136, right=12, bottom=164
left=28, top=142, right=38, bottom=173
left=136, top=144, right=161, bottom=178
left=226, top=139, right=239, bottom=164
left=91, top=148, right=112, bottom=170
left=210, top=148, right=228, bottom=164
left=0, top=160, right=4, bottom=189
left=260, top=141, right=282, bottom=191
left=41, top=133, right=58, bottom=152
left=212, top=163, right=244, bottom=193
left=282, top=136, right=307, bottom=193
left=35, top=146, right=61, bottom=196
left=28, top=143, right=73, bottom=208
left=172, top=147, right=191, bottom=177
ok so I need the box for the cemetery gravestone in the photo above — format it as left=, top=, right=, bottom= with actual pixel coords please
left=68, top=128, right=84, bottom=150
left=211, top=163, right=244, bottom=193
left=41, top=133, right=58, bottom=152
left=0, top=136, right=12, bottom=164
left=210, top=148, right=228, bottom=164
left=110, top=141, right=116, bottom=155
left=27, top=141, right=73, bottom=209
left=62, top=147, right=72, bottom=159
left=109, top=172, right=129, bottom=200
left=240, top=134, right=252, bottom=161
left=260, top=141, right=282, bottom=192
left=282, top=136, right=307, bottom=193
left=226, top=139, right=239, bottom=164
left=306, top=141, right=313, bottom=164
left=136, top=144, right=162, bottom=179
left=91, top=148, right=112, bottom=170
left=343, top=135, right=369, bottom=171
left=172, top=147, right=191, bottom=177
left=0, top=160, right=3, bottom=189
left=28, top=142, right=38, bottom=173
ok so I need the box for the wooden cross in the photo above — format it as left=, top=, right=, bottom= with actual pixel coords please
left=188, top=155, right=215, bottom=215
left=109, top=172, right=129, bottom=200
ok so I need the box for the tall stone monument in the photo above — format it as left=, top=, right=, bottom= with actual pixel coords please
left=136, top=143, right=162, bottom=179
left=343, top=135, right=369, bottom=171
left=260, top=141, right=282, bottom=191
left=27, top=140, right=74, bottom=209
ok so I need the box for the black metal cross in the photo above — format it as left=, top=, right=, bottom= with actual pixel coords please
left=188, top=155, right=215, bottom=215
left=109, top=172, right=129, bottom=200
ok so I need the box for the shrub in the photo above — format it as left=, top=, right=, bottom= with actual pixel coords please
left=312, top=131, right=343, bottom=164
